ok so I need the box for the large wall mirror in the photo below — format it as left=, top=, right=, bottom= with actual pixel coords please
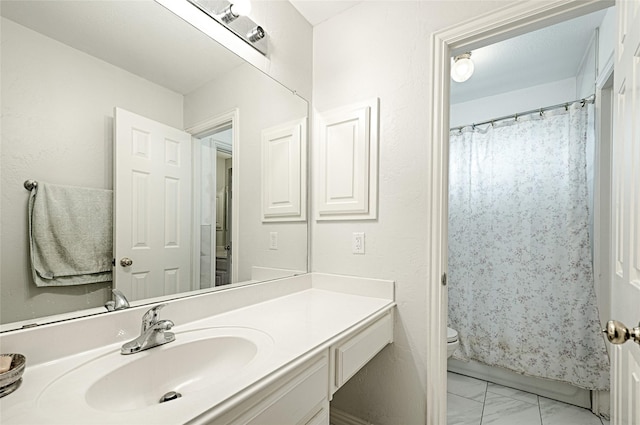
left=0, top=0, right=308, bottom=332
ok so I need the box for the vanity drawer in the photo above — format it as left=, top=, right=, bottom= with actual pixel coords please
left=332, top=312, right=393, bottom=392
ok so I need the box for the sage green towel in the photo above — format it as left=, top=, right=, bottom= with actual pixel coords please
left=28, top=182, right=113, bottom=286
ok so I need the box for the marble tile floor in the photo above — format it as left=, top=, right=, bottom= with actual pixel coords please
left=447, top=372, right=610, bottom=425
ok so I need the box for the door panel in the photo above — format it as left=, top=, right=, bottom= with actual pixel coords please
left=611, top=1, right=640, bottom=423
left=114, top=108, right=192, bottom=301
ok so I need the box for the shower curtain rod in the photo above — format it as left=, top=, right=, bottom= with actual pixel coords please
left=450, top=94, right=596, bottom=132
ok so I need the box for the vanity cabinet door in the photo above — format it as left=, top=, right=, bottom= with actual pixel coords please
left=330, top=311, right=393, bottom=396
left=214, top=354, right=329, bottom=425
left=304, top=402, right=330, bottom=425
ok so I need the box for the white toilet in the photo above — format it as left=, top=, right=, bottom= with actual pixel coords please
left=447, top=327, right=459, bottom=358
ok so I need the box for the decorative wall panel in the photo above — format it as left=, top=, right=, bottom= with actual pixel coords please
left=315, top=99, right=378, bottom=220
left=261, top=118, right=307, bottom=222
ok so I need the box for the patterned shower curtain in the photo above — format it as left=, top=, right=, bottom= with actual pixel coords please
left=448, top=101, right=610, bottom=390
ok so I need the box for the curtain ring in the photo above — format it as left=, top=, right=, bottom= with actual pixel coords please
left=539, top=108, right=543, bottom=117
left=565, top=103, right=569, bottom=111
left=514, top=113, right=518, bottom=121
left=581, top=99, right=586, bottom=107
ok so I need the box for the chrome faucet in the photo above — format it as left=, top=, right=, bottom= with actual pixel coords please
left=105, top=289, right=130, bottom=311
left=121, top=304, right=175, bottom=355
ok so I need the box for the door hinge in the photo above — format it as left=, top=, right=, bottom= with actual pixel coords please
left=441, top=272, right=447, bottom=286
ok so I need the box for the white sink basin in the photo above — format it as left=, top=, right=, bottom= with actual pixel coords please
left=37, top=327, right=273, bottom=413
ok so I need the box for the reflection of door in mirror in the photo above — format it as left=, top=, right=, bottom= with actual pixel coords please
left=114, top=108, right=193, bottom=302
left=196, top=124, right=233, bottom=288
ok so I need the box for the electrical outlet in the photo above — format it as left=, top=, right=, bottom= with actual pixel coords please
left=352, top=232, right=365, bottom=254
left=269, top=232, right=278, bottom=250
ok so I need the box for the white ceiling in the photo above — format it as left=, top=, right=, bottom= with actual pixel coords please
left=450, top=9, right=609, bottom=104
left=289, top=0, right=362, bottom=26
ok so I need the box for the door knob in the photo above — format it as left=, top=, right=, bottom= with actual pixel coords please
left=603, top=320, right=640, bottom=346
left=120, top=257, right=133, bottom=267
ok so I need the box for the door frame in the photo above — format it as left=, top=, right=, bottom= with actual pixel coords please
left=186, top=109, right=240, bottom=287
left=592, top=48, right=615, bottom=417
left=426, top=1, right=614, bottom=423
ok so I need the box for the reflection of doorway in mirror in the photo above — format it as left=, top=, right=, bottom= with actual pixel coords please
left=225, top=168, right=233, bottom=285
left=197, top=125, right=233, bottom=289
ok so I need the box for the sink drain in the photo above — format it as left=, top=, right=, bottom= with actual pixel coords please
left=159, top=391, right=182, bottom=403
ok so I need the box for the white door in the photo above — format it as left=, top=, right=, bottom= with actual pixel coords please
left=608, top=1, right=640, bottom=423
left=114, top=108, right=192, bottom=301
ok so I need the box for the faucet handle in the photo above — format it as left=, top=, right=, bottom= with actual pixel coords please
left=141, top=304, right=167, bottom=331
left=105, top=289, right=130, bottom=311
left=113, top=289, right=130, bottom=308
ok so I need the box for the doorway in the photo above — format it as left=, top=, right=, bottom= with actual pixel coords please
left=195, top=124, right=233, bottom=289
left=188, top=109, right=239, bottom=291
left=425, top=2, right=616, bottom=424
left=446, top=8, right=613, bottom=420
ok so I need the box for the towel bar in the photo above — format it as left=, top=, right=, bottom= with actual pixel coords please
left=24, top=180, right=38, bottom=191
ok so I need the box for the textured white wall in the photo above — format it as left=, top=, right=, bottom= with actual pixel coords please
left=450, top=77, right=577, bottom=128
left=311, top=2, right=506, bottom=424
left=0, top=18, right=184, bottom=324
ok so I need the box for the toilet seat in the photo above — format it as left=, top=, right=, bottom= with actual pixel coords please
left=447, top=327, right=458, bottom=343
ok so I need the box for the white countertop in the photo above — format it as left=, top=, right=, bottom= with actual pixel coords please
left=0, top=274, right=394, bottom=424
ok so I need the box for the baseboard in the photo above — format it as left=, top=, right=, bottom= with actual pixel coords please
left=592, top=390, right=611, bottom=419
left=448, top=359, right=591, bottom=408
left=330, top=407, right=372, bottom=425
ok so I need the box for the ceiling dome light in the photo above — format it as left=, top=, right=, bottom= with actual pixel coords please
left=451, top=52, right=474, bottom=83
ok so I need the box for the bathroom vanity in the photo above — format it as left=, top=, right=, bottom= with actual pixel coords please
left=0, top=273, right=395, bottom=424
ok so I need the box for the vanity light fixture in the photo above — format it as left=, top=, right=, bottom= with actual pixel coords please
left=187, top=0, right=268, bottom=55
left=219, top=0, right=252, bottom=23
left=247, top=26, right=265, bottom=42
left=451, top=52, right=474, bottom=83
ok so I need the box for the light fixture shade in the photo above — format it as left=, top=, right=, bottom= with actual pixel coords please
left=230, top=0, right=252, bottom=16
left=451, top=53, right=474, bottom=83
left=220, top=0, right=252, bottom=23
left=247, top=26, right=265, bottom=42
